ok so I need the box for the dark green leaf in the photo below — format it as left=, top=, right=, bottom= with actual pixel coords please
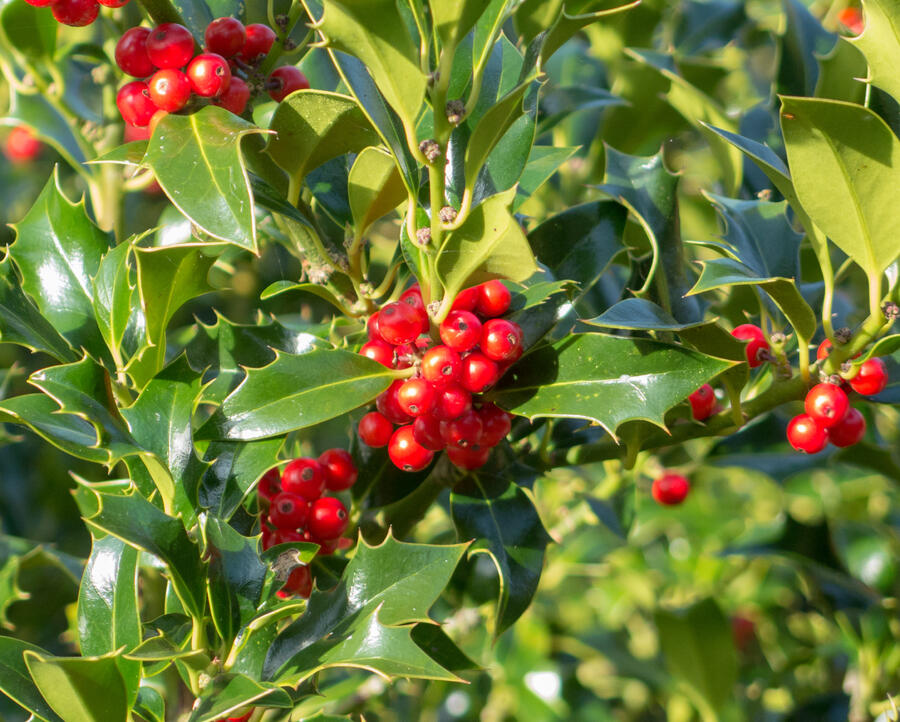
left=188, top=674, right=292, bottom=722
left=259, top=282, right=351, bottom=314
left=0, top=0, right=55, bottom=58
left=92, top=241, right=139, bottom=365
left=0, top=638, right=63, bottom=722
left=200, top=439, right=283, bottom=520
left=2, top=93, right=86, bottom=170
left=778, top=0, right=835, bottom=97
left=23, top=652, right=129, bottom=722
left=584, top=297, right=708, bottom=331
left=506, top=279, right=575, bottom=349
left=134, top=685, right=165, bottom=722
left=513, top=144, right=578, bottom=210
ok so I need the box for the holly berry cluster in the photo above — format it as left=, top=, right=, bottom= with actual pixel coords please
left=357, top=280, right=521, bottom=472
left=257, top=449, right=357, bottom=598
left=114, top=19, right=309, bottom=128
left=24, top=0, right=128, bottom=29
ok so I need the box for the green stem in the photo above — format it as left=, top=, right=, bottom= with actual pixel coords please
left=135, top=0, right=186, bottom=27
left=259, top=3, right=309, bottom=77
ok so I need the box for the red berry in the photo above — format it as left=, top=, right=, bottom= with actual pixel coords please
left=400, top=285, right=429, bottom=323
left=146, top=23, right=195, bottom=70
left=421, top=345, right=461, bottom=387
left=267, top=66, right=310, bottom=102
left=451, top=286, right=479, bottom=312
left=439, top=311, right=482, bottom=352
left=214, top=76, right=250, bottom=115
left=367, top=312, right=381, bottom=340
left=360, top=339, right=394, bottom=367
left=447, top=445, right=492, bottom=470
left=376, top=380, right=413, bottom=425
left=318, top=449, right=357, bottom=492
left=52, top=0, right=98, bottom=26
left=848, top=357, right=888, bottom=396
left=226, top=710, right=254, bottom=722
left=440, top=409, right=483, bottom=449
left=97, top=0, right=128, bottom=7
left=481, top=319, right=523, bottom=362
left=5, top=127, right=41, bottom=163
left=433, top=383, right=472, bottom=420
left=479, top=403, right=511, bottom=447
left=205, top=17, right=246, bottom=57
left=393, top=342, right=417, bottom=369
left=257, top=467, right=281, bottom=500
left=412, top=414, right=445, bottom=451
left=23, top=0, right=57, bottom=6
left=187, top=53, right=231, bottom=97
left=388, top=425, right=434, bottom=472
left=283, top=565, right=311, bottom=598
left=804, top=383, right=849, bottom=428
left=378, top=301, right=424, bottom=345
left=786, top=414, right=829, bottom=453
left=314, top=537, right=339, bottom=555
left=147, top=68, right=191, bottom=112
left=651, top=472, right=690, bottom=505
left=307, top=497, right=349, bottom=540
left=731, top=324, right=769, bottom=368
left=358, top=411, right=393, bottom=447
left=476, top=280, right=511, bottom=318
left=828, top=407, right=866, bottom=447
left=280, top=457, right=325, bottom=499
left=239, top=23, right=276, bottom=62
left=688, top=384, right=716, bottom=421
left=268, top=492, right=310, bottom=529
left=816, top=338, right=861, bottom=361
left=396, top=378, right=436, bottom=417
left=460, top=352, right=499, bottom=393
left=116, top=81, right=158, bottom=127
left=116, top=27, right=155, bottom=78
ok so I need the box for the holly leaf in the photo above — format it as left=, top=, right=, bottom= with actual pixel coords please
left=263, top=533, right=467, bottom=683
left=200, top=438, right=283, bottom=520
left=0, top=638, right=63, bottom=722
left=187, top=674, right=292, bottom=722
left=493, top=334, right=735, bottom=439
left=23, top=652, right=129, bottom=722
left=92, top=241, right=140, bottom=365
left=850, top=0, right=900, bottom=100
left=0, top=0, right=55, bottom=58
left=584, top=297, right=709, bottom=331
left=348, top=146, right=406, bottom=236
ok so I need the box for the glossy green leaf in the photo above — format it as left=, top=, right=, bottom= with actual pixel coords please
left=781, top=97, right=900, bottom=276
left=494, top=334, right=734, bottom=437
left=92, top=241, right=138, bottom=364
left=9, top=170, right=110, bottom=358
left=850, top=0, right=900, bottom=100
left=0, top=257, right=76, bottom=362
left=537, top=86, right=624, bottom=135
left=200, top=438, right=283, bottom=519
left=188, top=674, right=292, bottom=722
left=437, top=188, right=539, bottom=301
left=89, top=140, right=148, bottom=166
left=0, top=638, right=63, bottom=722
left=778, top=0, right=836, bottom=96
left=259, top=281, right=351, bottom=314
left=507, top=280, right=575, bottom=349
left=584, top=298, right=708, bottom=331
left=196, top=349, right=394, bottom=441
left=264, top=533, right=467, bottom=682
left=309, top=0, right=427, bottom=129
left=0, top=0, right=54, bottom=58
left=266, top=90, right=380, bottom=184
left=451, top=464, right=551, bottom=635
left=24, top=652, right=129, bottom=722
left=1, top=92, right=86, bottom=171
left=143, top=106, right=268, bottom=250
left=348, top=146, right=406, bottom=235
left=539, top=1, right=641, bottom=63
left=514, top=145, right=578, bottom=210
left=134, top=685, right=165, bottom=722
left=432, top=0, right=485, bottom=48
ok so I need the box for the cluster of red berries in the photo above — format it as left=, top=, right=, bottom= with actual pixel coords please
left=787, top=341, right=887, bottom=453
left=24, top=0, right=127, bottom=29
left=4, top=126, right=42, bottom=164
left=257, top=449, right=357, bottom=597
left=114, top=19, right=309, bottom=128
left=357, top=280, right=521, bottom=472
left=652, top=472, right=690, bottom=506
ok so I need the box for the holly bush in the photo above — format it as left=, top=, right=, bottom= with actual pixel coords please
left=1, top=0, right=900, bottom=719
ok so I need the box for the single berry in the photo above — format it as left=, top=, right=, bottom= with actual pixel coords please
left=447, top=445, right=491, bottom=470
left=481, top=319, right=524, bottom=362
left=116, top=81, right=158, bottom=127
left=412, top=414, right=445, bottom=451
left=268, top=492, right=310, bottom=529
left=651, top=472, right=690, bottom=505
left=400, top=285, right=429, bottom=326
left=318, top=448, right=357, bottom=492
left=378, top=301, right=425, bottom=345
left=214, top=76, right=250, bottom=114
left=479, top=403, right=511, bottom=447
left=116, top=27, right=155, bottom=78
left=148, top=68, right=191, bottom=112
left=146, top=23, right=195, bottom=70
left=360, top=339, right=394, bottom=367
left=376, top=380, right=413, bottom=425
left=451, top=286, right=479, bottom=312
left=205, top=17, right=246, bottom=57
left=804, top=383, right=849, bottom=428
left=367, top=312, right=381, bottom=340
left=731, top=324, right=769, bottom=368
left=440, top=311, right=482, bottom=352
left=848, top=357, right=888, bottom=396
left=358, top=411, right=393, bottom=447
left=421, top=345, right=461, bottom=387
left=476, top=280, right=511, bottom=318
left=440, top=409, right=483, bottom=449
left=396, top=378, right=436, bottom=417
left=816, top=338, right=861, bottom=361
left=433, top=383, right=472, bottom=420
left=283, top=565, right=312, bottom=598
left=52, top=0, right=99, bottom=26
left=257, top=467, right=281, bottom=500
left=688, top=384, right=716, bottom=421
left=828, top=407, right=866, bottom=447
left=280, top=457, right=325, bottom=499
left=187, top=52, right=231, bottom=97
left=5, top=127, right=41, bottom=163
left=388, top=425, right=434, bottom=472
left=786, top=414, right=829, bottom=454
left=239, top=23, right=276, bottom=62
left=307, top=497, right=349, bottom=540
left=267, top=66, right=310, bottom=102
left=460, top=352, right=499, bottom=393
